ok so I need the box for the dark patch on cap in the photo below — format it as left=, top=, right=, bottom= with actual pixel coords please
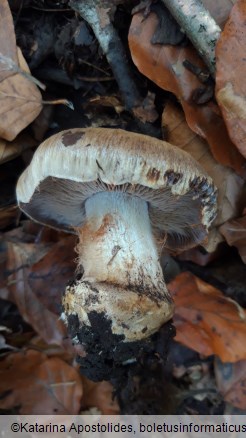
left=62, top=130, right=85, bottom=147
left=165, top=170, right=182, bottom=184
left=147, top=168, right=160, bottom=182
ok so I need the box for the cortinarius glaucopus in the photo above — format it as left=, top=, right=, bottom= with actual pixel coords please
left=16, top=128, right=217, bottom=377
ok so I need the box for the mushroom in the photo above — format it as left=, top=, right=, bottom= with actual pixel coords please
left=16, top=128, right=216, bottom=377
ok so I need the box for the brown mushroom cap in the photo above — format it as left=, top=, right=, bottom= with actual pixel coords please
left=16, top=127, right=217, bottom=250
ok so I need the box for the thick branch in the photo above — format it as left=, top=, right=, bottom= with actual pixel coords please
left=69, top=0, right=158, bottom=126
left=69, top=0, right=150, bottom=114
left=161, top=0, right=221, bottom=75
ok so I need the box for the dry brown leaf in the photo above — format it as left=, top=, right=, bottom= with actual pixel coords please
left=0, top=0, right=18, bottom=81
left=214, top=358, right=246, bottom=410
left=177, top=238, right=224, bottom=266
left=168, top=272, right=246, bottom=362
left=216, top=0, right=246, bottom=158
left=162, top=101, right=245, bottom=251
left=29, top=236, right=77, bottom=314
left=0, top=228, right=76, bottom=350
left=128, top=12, right=246, bottom=177
left=0, top=205, right=18, bottom=230
left=0, top=350, right=83, bottom=414
left=0, top=51, right=42, bottom=141
left=0, top=1, right=42, bottom=140
left=7, top=243, right=71, bottom=349
left=81, top=377, right=119, bottom=414
left=2, top=241, right=67, bottom=345
left=0, top=133, right=36, bottom=165
left=219, top=211, right=246, bottom=263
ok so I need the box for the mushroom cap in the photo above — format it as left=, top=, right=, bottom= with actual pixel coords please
left=16, top=128, right=217, bottom=250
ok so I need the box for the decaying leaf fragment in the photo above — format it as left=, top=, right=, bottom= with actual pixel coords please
left=0, top=225, right=77, bottom=349
left=215, top=358, right=246, bottom=410
left=169, top=272, right=246, bottom=362
left=0, top=350, right=83, bottom=414
left=216, top=0, right=246, bottom=158
left=0, top=133, right=36, bottom=165
left=0, top=0, right=18, bottom=82
left=81, top=378, right=119, bottom=414
left=0, top=0, right=42, bottom=141
left=219, top=210, right=246, bottom=263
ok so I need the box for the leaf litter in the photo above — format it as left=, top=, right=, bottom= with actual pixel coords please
left=0, top=0, right=246, bottom=415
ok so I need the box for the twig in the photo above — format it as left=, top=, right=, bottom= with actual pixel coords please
left=42, top=99, right=74, bottom=110
left=77, top=75, right=114, bottom=82
left=69, top=0, right=158, bottom=123
left=161, top=0, right=221, bottom=75
left=79, top=59, right=111, bottom=76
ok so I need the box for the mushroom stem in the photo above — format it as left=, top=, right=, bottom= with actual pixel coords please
left=79, top=191, right=164, bottom=291
left=63, top=191, right=174, bottom=342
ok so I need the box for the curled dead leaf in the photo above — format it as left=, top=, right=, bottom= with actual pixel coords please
left=81, top=377, right=119, bottom=414
left=0, top=0, right=18, bottom=82
left=0, top=350, right=83, bottom=414
left=0, top=133, right=36, bottom=165
left=0, top=0, right=42, bottom=140
left=215, top=357, right=246, bottom=410
left=219, top=211, right=246, bottom=263
left=216, top=0, right=246, bottom=158
left=169, top=272, right=246, bottom=362
left=0, top=226, right=77, bottom=351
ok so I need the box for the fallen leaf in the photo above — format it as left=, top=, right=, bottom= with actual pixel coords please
left=168, top=272, right=246, bottom=362
left=0, top=225, right=76, bottom=350
left=219, top=211, right=246, bottom=263
left=214, top=357, right=246, bottom=410
left=216, top=0, right=246, bottom=158
left=0, top=48, right=43, bottom=141
left=128, top=11, right=246, bottom=177
left=0, top=0, right=18, bottom=82
left=81, top=378, right=119, bottom=414
left=177, top=238, right=224, bottom=266
left=0, top=133, right=36, bottom=165
left=0, top=350, right=83, bottom=414
left=132, top=91, right=158, bottom=123
left=2, top=241, right=67, bottom=345
left=0, top=0, right=42, bottom=140
left=162, top=101, right=245, bottom=252
left=0, top=205, right=18, bottom=230
left=29, top=236, right=77, bottom=314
